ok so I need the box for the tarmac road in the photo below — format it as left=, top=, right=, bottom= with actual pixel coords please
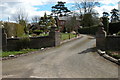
left=2, top=35, right=118, bottom=78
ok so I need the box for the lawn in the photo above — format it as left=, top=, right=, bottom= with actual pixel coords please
left=2, top=49, right=38, bottom=57
left=61, top=33, right=77, bottom=40
left=19, top=33, right=76, bottom=41
left=20, top=33, right=49, bottom=37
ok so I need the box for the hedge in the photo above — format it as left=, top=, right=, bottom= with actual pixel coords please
left=78, top=25, right=98, bottom=35
left=109, top=22, right=120, bottom=34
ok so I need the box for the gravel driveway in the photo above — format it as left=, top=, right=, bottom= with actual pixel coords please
left=2, top=35, right=118, bottom=78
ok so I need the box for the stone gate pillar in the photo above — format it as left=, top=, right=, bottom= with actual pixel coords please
left=49, top=24, right=61, bottom=46
left=2, top=27, right=7, bottom=51
left=96, top=21, right=106, bottom=50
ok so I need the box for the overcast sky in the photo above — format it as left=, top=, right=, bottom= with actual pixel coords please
left=0, top=0, right=119, bottom=23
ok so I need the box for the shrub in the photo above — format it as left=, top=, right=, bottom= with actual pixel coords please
left=109, top=22, right=120, bottom=34
left=4, top=22, right=25, bottom=37
left=106, top=51, right=120, bottom=59
left=117, top=31, right=120, bottom=35
left=78, top=25, right=98, bottom=35
left=29, top=30, right=33, bottom=34
left=33, top=30, right=43, bottom=35
left=31, top=34, right=37, bottom=37
left=15, top=24, right=25, bottom=37
left=112, top=55, right=120, bottom=59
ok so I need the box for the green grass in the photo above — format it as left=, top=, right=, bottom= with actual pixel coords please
left=20, top=34, right=29, bottom=37
left=19, top=33, right=49, bottom=38
left=2, top=49, right=38, bottom=57
left=106, top=51, right=120, bottom=59
left=61, top=33, right=76, bottom=41
left=1, top=33, right=77, bottom=57
left=112, top=55, right=120, bottom=59
left=38, top=33, right=49, bottom=36
left=20, top=33, right=75, bottom=40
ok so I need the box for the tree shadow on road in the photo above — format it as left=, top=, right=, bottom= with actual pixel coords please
left=78, top=47, right=97, bottom=54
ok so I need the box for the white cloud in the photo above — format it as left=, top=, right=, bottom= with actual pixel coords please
left=0, top=0, right=120, bottom=22
left=95, top=0, right=118, bottom=18
left=99, top=0, right=118, bottom=5
left=74, top=0, right=119, bottom=17
left=0, top=1, right=51, bottom=22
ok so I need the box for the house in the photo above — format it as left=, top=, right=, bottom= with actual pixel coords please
left=56, top=16, right=81, bottom=32
left=57, top=16, right=71, bottom=31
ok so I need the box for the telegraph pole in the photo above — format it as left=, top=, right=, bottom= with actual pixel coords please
left=8, top=17, right=9, bottom=22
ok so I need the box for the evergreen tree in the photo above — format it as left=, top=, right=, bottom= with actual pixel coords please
left=81, top=13, right=94, bottom=27
left=103, top=12, right=109, bottom=17
left=39, top=13, right=56, bottom=32
left=110, top=8, right=119, bottom=23
left=51, top=1, right=71, bottom=17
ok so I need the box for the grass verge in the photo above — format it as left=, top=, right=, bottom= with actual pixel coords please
left=19, top=33, right=49, bottom=37
left=1, top=33, right=76, bottom=57
left=106, top=51, right=120, bottom=59
left=2, top=49, right=38, bottom=57
left=61, top=33, right=76, bottom=41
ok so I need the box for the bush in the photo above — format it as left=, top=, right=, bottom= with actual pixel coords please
left=109, top=22, right=120, bottom=34
left=112, top=55, right=120, bottom=59
left=4, top=22, right=25, bottom=37
left=78, top=25, right=98, bottom=35
left=15, top=24, right=25, bottom=37
left=117, top=31, right=120, bottom=35
left=33, top=30, right=43, bottom=35
left=17, top=37, right=30, bottom=50
left=106, top=51, right=120, bottom=59
left=29, top=30, right=33, bottom=34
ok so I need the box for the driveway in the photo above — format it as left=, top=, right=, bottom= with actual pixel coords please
left=2, top=35, right=118, bottom=78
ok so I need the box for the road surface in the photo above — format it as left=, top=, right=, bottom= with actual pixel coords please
left=2, top=35, right=118, bottom=78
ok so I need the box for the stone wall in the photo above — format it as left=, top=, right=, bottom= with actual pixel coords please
left=6, top=36, right=55, bottom=51
left=106, top=35, right=120, bottom=50
left=7, top=38, right=19, bottom=51
left=96, top=21, right=120, bottom=51
left=2, top=25, right=61, bottom=51
left=49, top=31, right=61, bottom=46
left=2, top=28, right=7, bottom=51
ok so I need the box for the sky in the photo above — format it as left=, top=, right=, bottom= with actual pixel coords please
left=0, top=0, right=119, bottom=23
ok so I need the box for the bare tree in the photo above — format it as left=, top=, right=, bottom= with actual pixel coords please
left=13, top=8, right=28, bottom=23
left=65, top=16, right=80, bottom=32
left=74, top=0, right=100, bottom=15
left=32, top=16, right=40, bottom=23
left=12, top=8, right=28, bottom=34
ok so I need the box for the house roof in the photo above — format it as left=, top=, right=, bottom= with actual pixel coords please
left=58, top=16, right=81, bottom=21
left=58, top=16, right=71, bottom=20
